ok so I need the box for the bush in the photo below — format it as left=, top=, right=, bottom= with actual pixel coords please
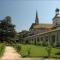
left=27, top=47, right=31, bottom=57
left=0, top=43, right=5, bottom=57
left=14, top=44, right=21, bottom=53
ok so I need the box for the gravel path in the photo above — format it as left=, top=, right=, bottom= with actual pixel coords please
left=0, top=46, right=21, bottom=60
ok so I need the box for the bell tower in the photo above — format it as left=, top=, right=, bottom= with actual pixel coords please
left=52, top=8, right=60, bottom=29
left=35, top=11, right=39, bottom=24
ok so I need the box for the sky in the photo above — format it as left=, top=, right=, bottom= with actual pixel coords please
left=0, top=0, right=60, bottom=32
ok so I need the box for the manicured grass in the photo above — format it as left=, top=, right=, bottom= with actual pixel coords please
left=51, top=48, right=60, bottom=58
left=0, top=43, right=5, bottom=57
left=19, top=45, right=48, bottom=57
left=14, top=44, right=60, bottom=58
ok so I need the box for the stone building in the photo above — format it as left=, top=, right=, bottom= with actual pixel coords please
left=24, top=8, right=60, bottom=47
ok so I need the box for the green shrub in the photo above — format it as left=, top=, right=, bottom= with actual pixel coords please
left=0, top=43, right=5, bottom=57
left=27, top=47, right=31, bottom=57
left=14, top=44, right=21, bottom=53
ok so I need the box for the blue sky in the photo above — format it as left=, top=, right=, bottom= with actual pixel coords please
left=0, top=0, right=60, bottom=32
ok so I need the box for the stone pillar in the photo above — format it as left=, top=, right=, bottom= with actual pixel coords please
left=39, top=36, right=41, bottom=45
left=47, top=35, right=49, bottom=46
left=56, top=30, right=60, bottom=46
left=58, top=31, right=60, bottom=45
left=54, top=32, right=57, bottom=46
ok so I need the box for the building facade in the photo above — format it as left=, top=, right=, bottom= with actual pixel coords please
left=24, top=8, right=60, bottom=47
left=29, top=11, right=52, bottom=34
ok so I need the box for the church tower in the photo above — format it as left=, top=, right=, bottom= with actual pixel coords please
left=52, top=8, right=60, bottom=29
left=35, top=11, right=39, bottom=24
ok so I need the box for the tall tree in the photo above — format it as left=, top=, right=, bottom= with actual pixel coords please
left=0, top=16, right=16, bottom=44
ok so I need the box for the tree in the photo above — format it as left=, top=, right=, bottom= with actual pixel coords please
left=0, top=16, right=16, bottom=44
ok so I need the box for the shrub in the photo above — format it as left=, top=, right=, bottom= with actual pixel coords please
left=46, top=45, right=52, bottom=58
left=27, top=47, right=31, bottom=57
left=14, top=44, right=21, bottom=53
left=0, top=43, right=5, bottom=57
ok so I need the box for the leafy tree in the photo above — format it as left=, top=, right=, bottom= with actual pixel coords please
left=0, top=16, right=16, bottom=44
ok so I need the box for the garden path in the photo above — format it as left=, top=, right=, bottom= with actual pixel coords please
left=0, top=46, right=21, bottom=60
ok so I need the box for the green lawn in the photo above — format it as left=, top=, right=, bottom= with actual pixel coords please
left=14, top=44, right=60, bottom=58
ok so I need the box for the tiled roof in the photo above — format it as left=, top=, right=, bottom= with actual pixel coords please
left=33, top=23, right=52, bottom=29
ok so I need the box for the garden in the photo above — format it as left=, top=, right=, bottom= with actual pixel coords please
left=14, top=44, right=60, bottom=58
